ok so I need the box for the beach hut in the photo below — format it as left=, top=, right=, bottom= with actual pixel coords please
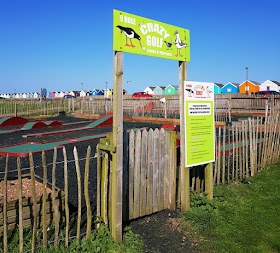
left=260, top=80, right=280, bottom=92
left=33, top=92, right=39, bottom=99
left=50, top=92, right=55, bottom=98
left=214, top=83, right=223, bottom=94
left=221, top=82, right=240, bottom=94
left=239, top=81, right=261, bottom=94
left=165, top=85, right=179, bottom=95
left=153, top=86, right=165, bottom=95
left=144, top=86, right=156, bottom=95
left=97, top=90, right=104, bottom=96
left=92, top=89, right=100, bottom=96
left=46, top=92, right=51, bottom=98
left=29, top=93, right=34, bottom=98
left=80, top=90, right=86, bottom=97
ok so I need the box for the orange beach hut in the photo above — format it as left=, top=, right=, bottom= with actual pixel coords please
left=239, top=80, right=261, bottom=94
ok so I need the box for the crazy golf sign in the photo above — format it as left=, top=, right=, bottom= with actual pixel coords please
left=113, top=10, right=190, bottom=62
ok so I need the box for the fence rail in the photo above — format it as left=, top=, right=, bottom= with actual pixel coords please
left=2, top=95, right=280, bottom=119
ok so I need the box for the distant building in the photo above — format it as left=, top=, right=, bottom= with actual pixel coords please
left=221, top=82, right=240, bottom=94
left=239, top=81, right=261, bottom=94
left=260, top=80, right=280, bottom=92
left=144, top=86, right=156, bottom=95
left=165, top=85, right=179, bottom=95
left=153, top=86, right=166, bottom=95
left=214, top=83, right=223, bottom=94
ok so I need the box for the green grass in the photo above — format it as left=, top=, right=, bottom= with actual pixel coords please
left=183, top=163, right=280, bottom=252
left=0, top=224, right=143, bottom=253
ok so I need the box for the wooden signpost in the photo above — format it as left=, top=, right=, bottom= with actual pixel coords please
left=112, top=10, right=191, bottom=242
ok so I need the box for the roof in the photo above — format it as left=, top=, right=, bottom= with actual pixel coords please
left=249, top=80, right=261, bottom=86
left=224, top=82, right=240, bottom=88
left=166, top=85, right=179, bottom=89
left=271, top=80, right=280, bottom=86
left=214, top=83, right=224, bottom=88
left=145, top=86, right=156, bottom=90
left=155, top=86, right=166, bottom=90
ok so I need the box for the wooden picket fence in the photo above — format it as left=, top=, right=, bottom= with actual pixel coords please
left=2, top=108, right=280, bottom=251
left=0, top=146, right=95, bottom=253
left=97, top=128, right=178, bottom=227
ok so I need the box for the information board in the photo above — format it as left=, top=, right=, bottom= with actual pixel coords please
left=113, top=10, right=190, bottom=62
left=184, top=81, right=215, bottom=167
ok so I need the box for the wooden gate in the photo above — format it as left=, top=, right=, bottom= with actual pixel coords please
left=97, top=128, right=178, bottom=227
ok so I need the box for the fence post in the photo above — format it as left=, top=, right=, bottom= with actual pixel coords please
left=179, top=61, right=190, bottom=212
left=63, top=147, right=69, bottom=247
left=17, top=157, right=23, bottom=253
left=3, top=155, right=9, bottom=253
left=205, top=163, right=213, bottom=200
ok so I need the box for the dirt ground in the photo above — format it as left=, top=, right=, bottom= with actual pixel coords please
left=129, top=209, right=200, bottom=253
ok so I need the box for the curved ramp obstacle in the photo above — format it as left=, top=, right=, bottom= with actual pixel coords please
left=24, top=115, right=113, bottom=138
left=0, top=117, right=28, bottom=127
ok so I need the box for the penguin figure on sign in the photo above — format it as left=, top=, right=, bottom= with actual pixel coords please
left=116, top=25, right=143, bottom=48
left=164, top=40, right=173, bottom=50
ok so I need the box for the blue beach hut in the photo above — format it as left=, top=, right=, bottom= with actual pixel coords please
left=222, top=82, right=240, bottom=94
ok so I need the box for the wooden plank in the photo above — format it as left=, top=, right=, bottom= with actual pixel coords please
left=3, top=155, right=8, bottom=253
left=84, top=146, right=92, bottom=239
left=96, top=144, right=101, bottom=228
left=140, top=129, right=148, bottom=216
left=227, top=127, right=231, bottom=183
left=158, top=128, right=165, bottom=211
left=239, top=124, right=243, bottom=180
left=51, top=148, right=59, bottom=247
left=248, top=118, right=254, bottom=176
left=217, top=127, right=221, bottom=186
left=235, top=125, right=239, bottom=182
left=29, top=153, right=37, bottom=253
left=169, top=131, right=176, bottom=210
left=146, top=129, right=154, bottom=215
left=205, top=163, right=213, bottom=200
left=222, top=127, right=226, bottom=184
left=153, top=129, right=159, bottom=213
left=164, top=131, right=170, bottom=209
left=245, top=120, right=249, bottom=177
left=42, top=151, right=47, bottom=250
left=74, top=147, right=82, bottom=240
left=133, top=130, right=141, bottom=218
left=102, top=152, right=109, bottom=225
left=128, top=130, right=135, bottom=219
left=17, top=157, right=23, bottom=253
left=63, top=146, right=69, bottom=247
left=232, top=126, right=235, bottom=181
left=0, top=199, right=61, bottom=226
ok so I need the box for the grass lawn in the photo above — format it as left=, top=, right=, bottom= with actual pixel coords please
left=183, top=162, right=280, bottom=253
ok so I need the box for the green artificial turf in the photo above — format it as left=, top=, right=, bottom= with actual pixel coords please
left=183, top=162, right=280, bottom=253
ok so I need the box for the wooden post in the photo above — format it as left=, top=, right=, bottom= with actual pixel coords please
left=179, top=61, right=189, bottom=212
left=74, top=147, right=82, bottom=240
left=3, top=155, right=8, bottom=253
left=51, top=148, right=59, bottom=247
left=42, top=152, right=47, bottom=250
left=112, top=51, right=123, bottom=242
left=63, top=147, right=69, bottom=247
left=205, top=163, right=213, bottom=200
left=84, top=146, right=92, bottom=239
left=222, top=127, right=226, bottom=184
left=17, top=157, right=23, bottom=253
left=29, top=153, right=37, bottom=253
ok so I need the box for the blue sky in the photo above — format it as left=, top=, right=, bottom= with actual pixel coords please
left=0, top=0, right=279, bottom=94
